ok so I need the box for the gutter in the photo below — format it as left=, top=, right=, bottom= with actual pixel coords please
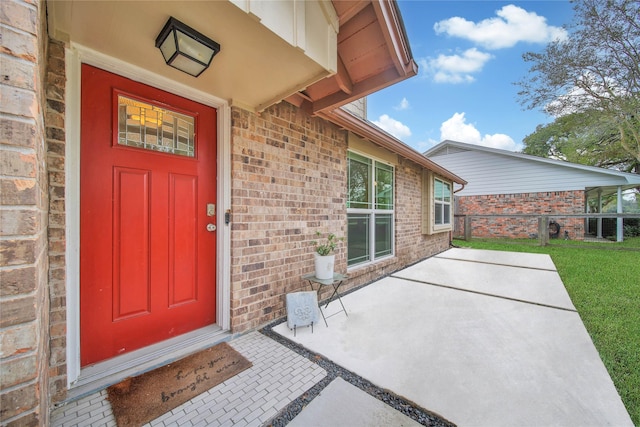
left=454, top=183, right=466, bottom=193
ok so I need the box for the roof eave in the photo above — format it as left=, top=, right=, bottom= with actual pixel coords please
left=320, top=109, right=467, bottom=185
left=428, top=140, right=640, bottom=184
left=286, top=0, right=418, bottom=114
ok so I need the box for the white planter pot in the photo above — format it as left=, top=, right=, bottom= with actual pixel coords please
left=314, top=253, right=335, bottom=280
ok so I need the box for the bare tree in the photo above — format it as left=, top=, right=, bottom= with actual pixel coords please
left=517, top=0, right=640, bottom=165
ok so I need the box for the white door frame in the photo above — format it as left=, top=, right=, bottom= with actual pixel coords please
left=65, top=44, right=232, bottom=387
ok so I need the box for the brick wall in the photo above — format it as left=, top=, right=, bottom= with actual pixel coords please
left=0, top=8, right=454, bottom=418
left=0, top=0, right=51, bottom=425
left=46, top=39, right=68, bottom=404
left=229, top=103, right=348, bottom=332
left=394, top=158, right=450, bottom=263
left=456, top=190, right=586, bottom=240
left=229, top=103, right=451, bottom=332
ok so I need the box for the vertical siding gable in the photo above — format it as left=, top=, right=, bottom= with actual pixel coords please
left=427, top=145, right=470, bottom=157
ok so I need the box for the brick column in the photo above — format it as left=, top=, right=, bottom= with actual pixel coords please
left=46, top=39, right=68, bottom=405
left=0, top=0, right=51, bottom=425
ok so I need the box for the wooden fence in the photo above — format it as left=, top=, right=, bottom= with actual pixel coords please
left=454, top=213, right=640, bottom=246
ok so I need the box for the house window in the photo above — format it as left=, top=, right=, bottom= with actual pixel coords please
left=422, top=172, right=453, bottom=234
left=434, top=178, right=451, bottom=225
left=347, top=151, right=394, bottom=267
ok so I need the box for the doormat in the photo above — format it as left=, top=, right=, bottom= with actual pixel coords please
left=107, top=342, right=252, bottom=427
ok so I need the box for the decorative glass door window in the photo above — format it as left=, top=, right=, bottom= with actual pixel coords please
left=117, top=95, right=195, bottom=157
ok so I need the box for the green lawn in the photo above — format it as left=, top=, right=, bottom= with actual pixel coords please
left=453, top=237, right=640, bottom=425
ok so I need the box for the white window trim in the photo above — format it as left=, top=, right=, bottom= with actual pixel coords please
left=422, top=171, right=453, bottom=235
left=434, top=177, right=452, bottom=227
left=65, top=44, right=232, bottom=389
left=347, top=150, right=395, bottom=269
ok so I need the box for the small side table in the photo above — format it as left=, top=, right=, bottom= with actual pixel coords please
left=302, top=273, right=348, bottom=327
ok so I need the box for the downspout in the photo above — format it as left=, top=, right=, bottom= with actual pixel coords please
left=450, top=184, right=466, bottom=246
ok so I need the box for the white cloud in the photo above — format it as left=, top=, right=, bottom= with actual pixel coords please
left=439, top=112, right=520, bottom=151
left=394, top=97, right=410, bottom=111
left=414, top=140, right=435, bottom=153
left=434, top=5, right=568, bottom=50
left=422, top=48, right=493, bottom=83
left=372, top=114, right=412, bottom=139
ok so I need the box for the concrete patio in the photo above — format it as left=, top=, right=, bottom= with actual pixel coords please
left=273, top=247, right=633, bottom=426
left=51, top=248, right=632, bottom=426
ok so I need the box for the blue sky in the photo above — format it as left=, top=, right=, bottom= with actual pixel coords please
left=366, top=1, right=575, bottom=153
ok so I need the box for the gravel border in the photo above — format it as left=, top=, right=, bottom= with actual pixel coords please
left=260, top=320, right=456, bottom=427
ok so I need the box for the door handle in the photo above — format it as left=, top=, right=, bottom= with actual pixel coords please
left=206, top=224, right=216, bottom=232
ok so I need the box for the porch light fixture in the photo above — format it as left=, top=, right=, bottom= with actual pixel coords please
left=155, top=17, right=220, bottom=77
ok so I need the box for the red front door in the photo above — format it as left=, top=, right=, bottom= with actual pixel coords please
left=80, top=64, right=217, bottom=366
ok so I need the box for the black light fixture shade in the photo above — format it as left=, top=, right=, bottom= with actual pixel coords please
left=155, top=17, right=221, bottom=77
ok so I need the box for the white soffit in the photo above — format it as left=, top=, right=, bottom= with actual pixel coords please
left=47, top=0, right=338, bottom=112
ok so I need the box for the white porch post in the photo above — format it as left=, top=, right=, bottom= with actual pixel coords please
left=616, top=186, right=623, bottom=242
left=597, top=190, right=603, bottom=239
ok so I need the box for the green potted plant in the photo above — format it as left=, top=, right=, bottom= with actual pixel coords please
left=312, top=231, right=343, bottom=280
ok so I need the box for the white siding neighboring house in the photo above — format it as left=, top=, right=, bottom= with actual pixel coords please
left=424, top=140, right=640, bottom=242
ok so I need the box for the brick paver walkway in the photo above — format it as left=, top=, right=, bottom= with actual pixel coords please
left=51, top=332, right=326, bottom=427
